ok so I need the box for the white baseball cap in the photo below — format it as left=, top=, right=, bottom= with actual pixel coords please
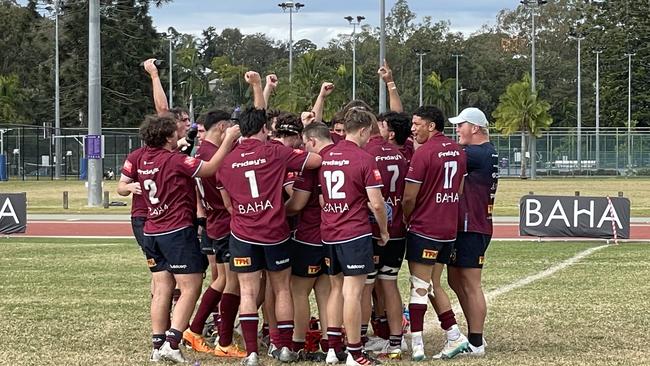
left=449, top=107, right=489, bottom=127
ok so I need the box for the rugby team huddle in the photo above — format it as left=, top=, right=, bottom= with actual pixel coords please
left=117, top=58, right=499, bottom=365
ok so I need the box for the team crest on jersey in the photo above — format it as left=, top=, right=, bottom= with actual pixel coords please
left=233, top=257, right=252, bottom=267
left=183, top=156, right=197, bottom=167
left=147, top=258, right=156, bottom=268
left=373, top=169, right=382, bottom=182
left=478, top=256, right=485, bottom=265
left=373, top=255, right=380, bottom=264
left=293, top=149, right=305, bottom=155
left=308, top=265, right=321, bottom=274
left=123, top=160, right=133, bottom=173
left=324, top=257, right=331, bottom=267
left=422, top=249, right=438, bottom=260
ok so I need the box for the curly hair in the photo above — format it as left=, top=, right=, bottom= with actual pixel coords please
left=274, top=112, right=303, bottom=138
left=139, top=113, right=177, bottom=148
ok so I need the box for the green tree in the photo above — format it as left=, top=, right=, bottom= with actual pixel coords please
left=493, top=74, right=553, bottom=178
left=423, top=72, right=455, bottom=118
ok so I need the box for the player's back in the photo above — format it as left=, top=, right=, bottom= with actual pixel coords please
left=406, top=133, right=466, bottom=241
left=137, top=147, right=201, bottom=235
left=319, top=140, right=383, bottom=244
left=364, top=136, right=408, bottom=239
left=219, top=138, right=309, bottom=244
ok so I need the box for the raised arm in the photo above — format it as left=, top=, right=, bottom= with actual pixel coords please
left=263, top=74, right=278, bottom=108
left=245, top=71, right=265, bottom=110
left=311, top=82, right=335, bottom=123
left=143, top=58, right=170, bottom=115
left=378, top=59, right=403, bottom=113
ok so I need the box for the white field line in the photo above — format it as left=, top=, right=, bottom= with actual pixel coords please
left=439, top=244, right=610, bottom=323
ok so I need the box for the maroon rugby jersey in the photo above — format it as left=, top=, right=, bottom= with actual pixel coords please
left=399, top=138, right=415, bottom=164
left=195, top=140, right=230, bottom=240
left=120, top=147, right=148, bottom=218
left=364, top=136, right=407, bottom=239
left=137, top=147, right=203, bottom=235
left=292, top=144, right=336, bottom=245
left=218, top=139, right=311, bottom=245
left=319, top=140, right=384, bottom=244
left=405, top=132, right=466, bottom=241
left=329, top=132, right=343, bottom=144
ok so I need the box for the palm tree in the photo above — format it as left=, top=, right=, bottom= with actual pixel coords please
left=423, top=71, right=455, bottom=118
left=493, top=74, right=553, bottom=179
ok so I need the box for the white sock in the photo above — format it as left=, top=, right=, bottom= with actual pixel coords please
left=446, top=324, right=461, bottom=341
left=411, top=331, right=423, bottom=347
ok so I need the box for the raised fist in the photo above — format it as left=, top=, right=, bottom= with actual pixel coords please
left=245, top=71, right=262, bottom=85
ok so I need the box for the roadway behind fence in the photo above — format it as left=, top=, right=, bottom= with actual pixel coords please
left=0, top=124, right=648, bottom=180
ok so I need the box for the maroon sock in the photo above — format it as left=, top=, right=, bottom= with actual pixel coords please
left=218, top=293, right=240, bottom=347
left=320, top=338, right=330, bottom=352
left=378, top=317, right=389, bottom=339
left=409, top=303, right=427, bottom=333
left=438, top=310, right=457, bottom=331
left=239, top=313, right=259, bottom=355
left=189, top=287, right=222, bottom=334
left=270, top=327, right=280, bottom=347
left=347, top=342, right=363, bottom=359
left=361, top=324, right=369, bottom=345
left=292, top=340, right=305, bottom=352
left=327, top=327, right=344, bottom=353
left=165, top=328, right=182, bottom=350
left=277, top=320, right=294, bottom=349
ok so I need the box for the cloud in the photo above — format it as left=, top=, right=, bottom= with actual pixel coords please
left=150, top=0, right=516, bottom=47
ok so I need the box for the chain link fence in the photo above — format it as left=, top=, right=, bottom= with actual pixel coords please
left=0, top=124, right=648, bottom=180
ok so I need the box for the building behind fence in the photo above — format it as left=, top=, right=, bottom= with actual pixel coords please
left=0, top=124, right=648, bottom=180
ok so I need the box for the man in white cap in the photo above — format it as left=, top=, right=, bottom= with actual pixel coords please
left=446, top=107, right=499, bottom=357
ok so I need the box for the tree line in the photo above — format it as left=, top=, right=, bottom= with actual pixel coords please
left=0, top=0, right=647, bottom=132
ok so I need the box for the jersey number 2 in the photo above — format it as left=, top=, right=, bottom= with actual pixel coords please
left=143, top=179, right=160, bottom=204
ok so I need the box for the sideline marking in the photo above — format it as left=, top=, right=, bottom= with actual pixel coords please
left=424, top=244, right=610, bottom=331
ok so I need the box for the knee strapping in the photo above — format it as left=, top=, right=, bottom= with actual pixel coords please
left=409, top=275, right=431, bottom=305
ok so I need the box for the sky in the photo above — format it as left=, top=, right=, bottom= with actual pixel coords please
left=149, top=0, right=518, bottom=47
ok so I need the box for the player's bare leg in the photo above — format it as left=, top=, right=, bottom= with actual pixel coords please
left=342, top=274, right=369, bottom=364
left=291, top=275, right=317, bottom=353
left=269, top=268, right=298, bottom=361
left=429, top=263, right=467, bottom=359
left=448, top=266, right=486, bottom=356
left=325, top=274, right=345, bottom=364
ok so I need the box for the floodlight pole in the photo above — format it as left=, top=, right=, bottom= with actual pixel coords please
left=625, top=52, right=634, bottom=173
left=345, top=15, right=364, bottom=100
left=87, top=0, right=102, bottom=206
left=414, top=49, right=430, bottom=106
left=54, top=0, right=61, bottom=179
left=279, top=2, right=305, bottom=83
left=378, top=0, right=386, bottom=113
left=594, top=50, right=602, bottom=169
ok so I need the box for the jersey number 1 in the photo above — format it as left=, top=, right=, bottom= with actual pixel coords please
left=244, top=170, right=260, bottom=198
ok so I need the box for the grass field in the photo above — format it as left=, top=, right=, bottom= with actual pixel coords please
left=1, top=237, right=648, bottom=365
left=0, top=177, right=647, bottom=216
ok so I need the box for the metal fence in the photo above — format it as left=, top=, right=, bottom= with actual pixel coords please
left=0, top=124, right=141, bottom=180
left=0, top=124, right=648, bottom=180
